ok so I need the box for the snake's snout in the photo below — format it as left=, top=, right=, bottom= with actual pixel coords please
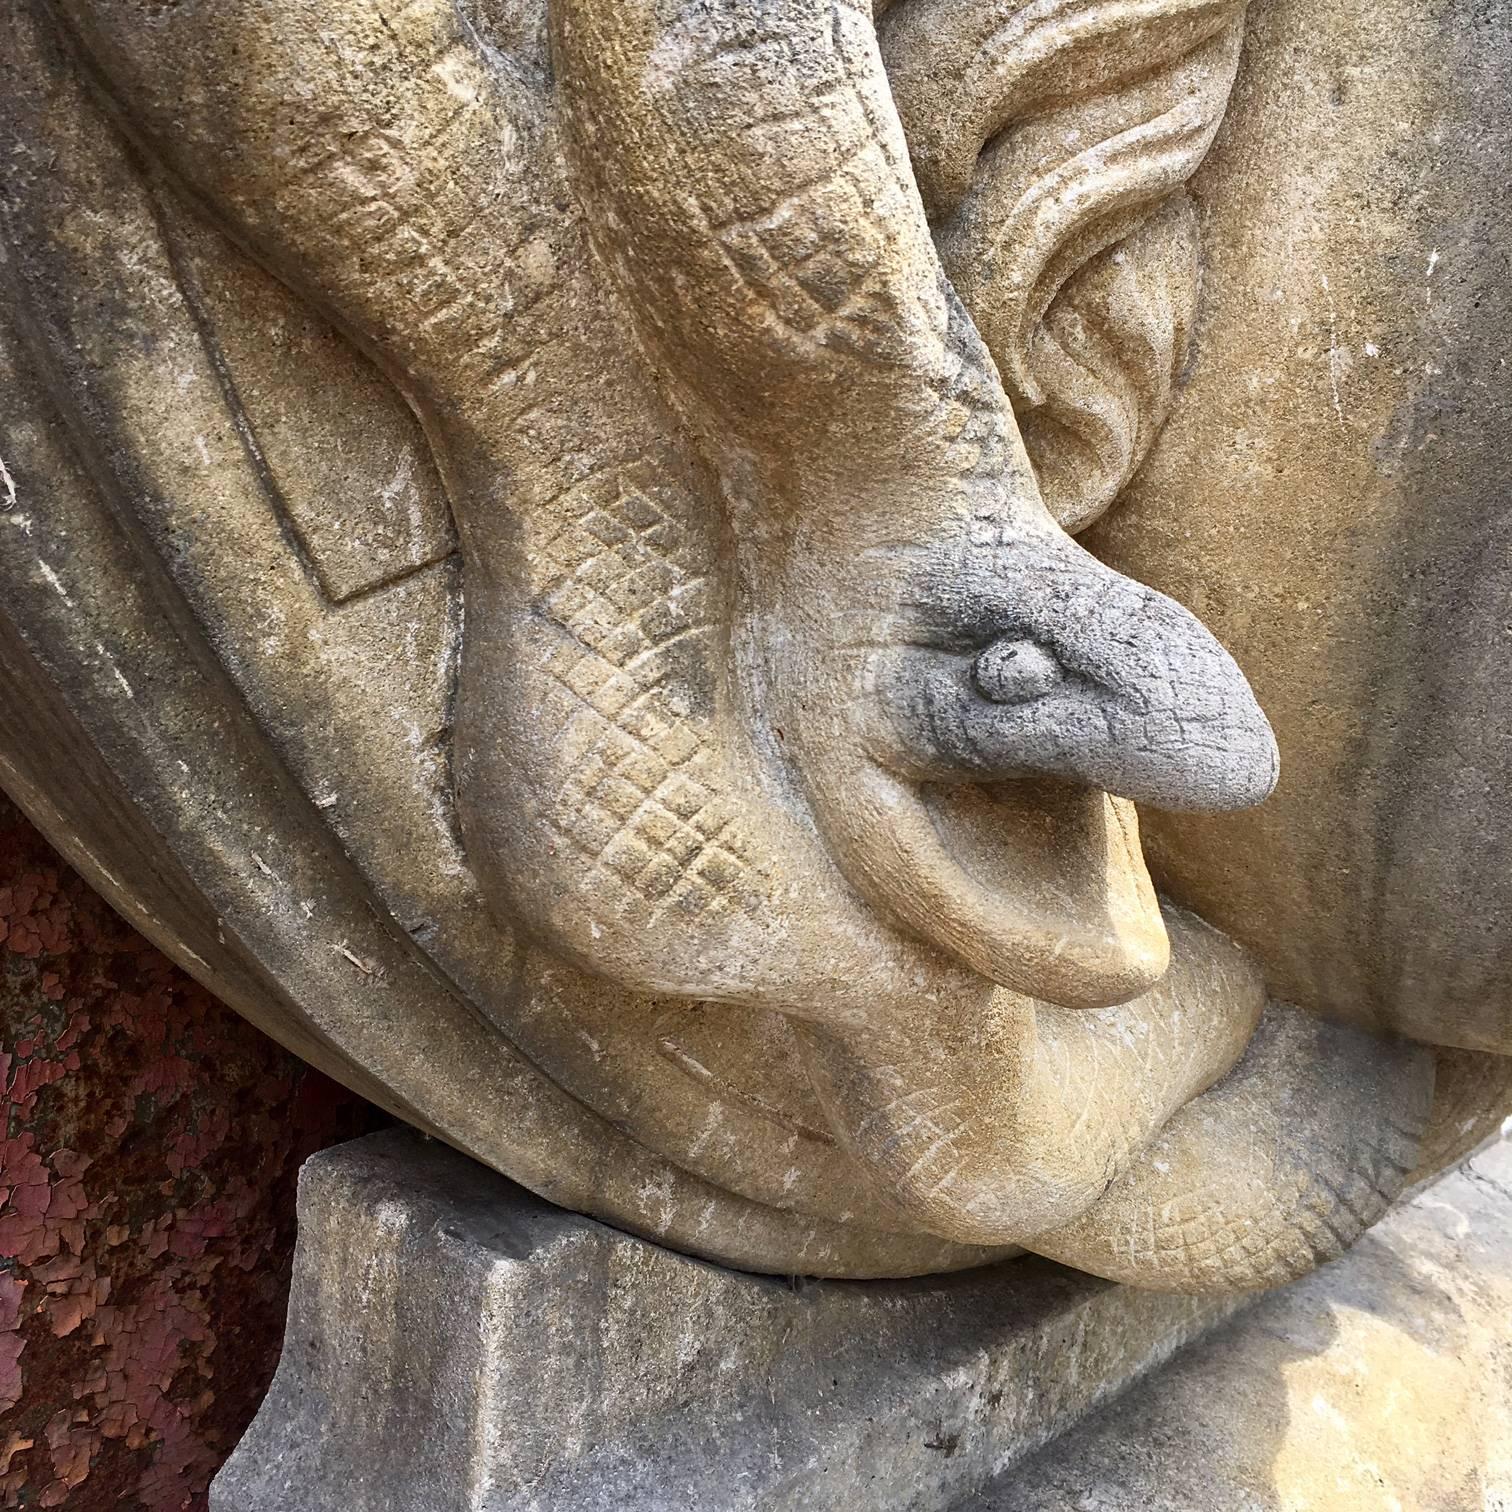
left=877, top=532, right=1279, bottom=814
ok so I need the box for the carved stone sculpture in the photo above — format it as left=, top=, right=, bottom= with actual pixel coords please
left=2, top=0, right=1508, bottom=1289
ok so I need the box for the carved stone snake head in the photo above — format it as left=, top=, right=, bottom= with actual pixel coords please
left=538, top=0, right=1277, bottom=1013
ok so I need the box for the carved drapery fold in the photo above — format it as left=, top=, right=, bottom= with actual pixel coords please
left=883, top=0, right=1247, bottom=530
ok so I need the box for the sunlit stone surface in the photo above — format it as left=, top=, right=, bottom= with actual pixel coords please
left=1, top=0, right=1508, bottom=1293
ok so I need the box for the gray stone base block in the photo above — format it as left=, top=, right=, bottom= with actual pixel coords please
left=964, top=1134, right=1512, bottom=1510
left=211, top=1129, right=1246, bottom=1512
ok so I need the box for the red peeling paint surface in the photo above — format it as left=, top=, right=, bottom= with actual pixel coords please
left=0, top=794, right=383, bottom=1508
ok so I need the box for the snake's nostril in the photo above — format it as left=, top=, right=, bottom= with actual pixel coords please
left=972, top=638, right=1062, bottom=704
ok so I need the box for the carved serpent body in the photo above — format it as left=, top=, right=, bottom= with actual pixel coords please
left=32, top=0, right=1435, bottom=1286
left=548, top=0, right=1430, bottom=1281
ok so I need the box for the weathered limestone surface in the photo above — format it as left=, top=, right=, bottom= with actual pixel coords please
left=966, top=1135, right=1512, bottom=1511
left=210, top=1129, right=1246, bottom=1512
left=3, top=0, right=1510, bottom=1292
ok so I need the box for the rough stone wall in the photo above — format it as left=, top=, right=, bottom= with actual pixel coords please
left=0, top=793, right=382, bottom=1509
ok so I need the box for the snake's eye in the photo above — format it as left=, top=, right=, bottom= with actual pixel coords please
left=973, top=638, right=1062, bottom=704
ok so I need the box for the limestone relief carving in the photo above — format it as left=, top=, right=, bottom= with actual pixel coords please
left=1, top=0, right=1508, bottom=1288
